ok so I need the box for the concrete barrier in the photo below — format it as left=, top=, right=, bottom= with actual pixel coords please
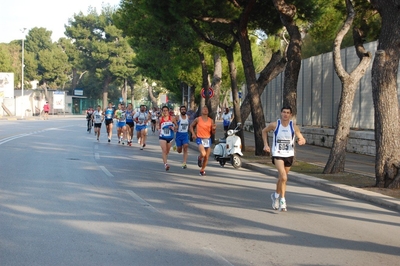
left=244, top=122, right=375, bottom=156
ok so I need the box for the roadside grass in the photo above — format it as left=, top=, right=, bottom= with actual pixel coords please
left=242, top=148, right=400, bottom=199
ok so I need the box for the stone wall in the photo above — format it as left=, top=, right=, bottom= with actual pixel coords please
left=243, top=122, right=375, bottom=156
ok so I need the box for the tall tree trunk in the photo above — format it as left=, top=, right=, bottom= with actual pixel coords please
left=189, top=85, right=196, bottom=111
left=324, top=0, right=372, bottom=174
left=236, top=1, right=266, bottom=155
left=370, top=0, right=400, bottom=188
left=122, top=78, right=128, bottom=104
left=148, top=84, right=158, bottom=108
left=102, top=75, right=112, bottom=108
left=239, top=51, right=286, bottom=124
left=199, top=50, right=209, bottom=114
left=210, top=53, right=222, bottom=121
left=128, top=80, right=135, bottom=106
left=225, top=45, right=246, bottom=151
left=272, top=0, right=302, bottom=116
left=71, top=68, right=78, bottom=90
left=189, top=15, right=285, bottom=152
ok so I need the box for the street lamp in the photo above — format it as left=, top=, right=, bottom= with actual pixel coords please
left=21, top=28, right=27, bottom=118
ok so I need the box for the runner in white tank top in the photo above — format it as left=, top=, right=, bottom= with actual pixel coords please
left=262, top=106, right=306, bottom=212
left=175, top=106, right=190, bottom=169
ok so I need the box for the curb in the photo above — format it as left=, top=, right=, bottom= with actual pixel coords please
left=188, top=141, right=400, bottom=212
left=242, top=161, right=400, bottom=212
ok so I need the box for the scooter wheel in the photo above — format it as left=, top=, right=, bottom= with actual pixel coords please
left=231, top=154, right=242, bottom=169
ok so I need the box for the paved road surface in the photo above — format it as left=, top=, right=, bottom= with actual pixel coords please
left=0, top=118, right=399, bottom=265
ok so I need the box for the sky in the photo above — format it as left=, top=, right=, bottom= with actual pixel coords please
left=0, top=0, right=121, bottom=43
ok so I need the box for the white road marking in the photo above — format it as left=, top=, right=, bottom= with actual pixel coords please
left=99, top=166, right=114, bottom=177
left=0, top=126, right=73, bottom=146
left=95, top=153, right=100, bottom=160
left=126, top=190, right=159, bottom=213
left=202, top=247, right=235, bottom=266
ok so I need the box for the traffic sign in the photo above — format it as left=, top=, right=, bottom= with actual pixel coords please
left=201, top=87, right=214, bottom=98
left=238, top=91, right=242, bottom=98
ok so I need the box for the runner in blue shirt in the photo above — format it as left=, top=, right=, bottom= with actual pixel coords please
left=104, top=102, right=115, bottom=142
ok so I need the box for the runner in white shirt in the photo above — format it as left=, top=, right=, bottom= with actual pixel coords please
left=175, top=105, right=190, bottom=169
left=133, top=104, right=151, bottom=150
left=150, top=107, right=159, bottom=134
left=115, top=103, right=128, bottom=145
left=262, top=106, right=306, bottom=212
left=93, top=105, right=104, bottom=141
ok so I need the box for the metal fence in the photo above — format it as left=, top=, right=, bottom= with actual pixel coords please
left=247, top=41, right=400, bottom=130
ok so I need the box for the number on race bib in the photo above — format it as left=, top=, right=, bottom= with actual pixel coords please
left=201, top=138, right=210, bottom=148
left=277, top=140, right=291, bottom=151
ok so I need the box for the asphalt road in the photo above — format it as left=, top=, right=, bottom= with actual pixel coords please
left=1, top=118, right=399, bottom=266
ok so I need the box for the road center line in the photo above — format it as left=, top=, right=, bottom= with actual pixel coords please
left=99, top=165, right=114, bottom=177
left=0, top=126, right=74, bottom=146
left=126, top=190, right=159, bottom=213
left=202, top=247, right=235, bottom=266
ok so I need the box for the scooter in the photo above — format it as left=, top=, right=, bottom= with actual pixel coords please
left=213, top=123, right=243, bottom=169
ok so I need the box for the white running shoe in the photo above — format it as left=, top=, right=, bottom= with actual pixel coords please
left=271, top=193, right=279, bottom=210
left=279, top=199, right=287, bottom=212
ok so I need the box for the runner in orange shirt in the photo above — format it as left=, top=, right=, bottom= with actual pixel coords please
left=189, top=106, right=216, bottom=176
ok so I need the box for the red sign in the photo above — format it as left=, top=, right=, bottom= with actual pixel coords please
left=201, top=87, right=214, bottom=98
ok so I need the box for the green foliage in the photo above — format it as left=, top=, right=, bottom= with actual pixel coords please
left=65, top=7, right=138, bottom=102
left=0, top=44, right=14, bottom=72
left=22, top=27, right=71, bottom=88
left=115, top=0, right=203, bottom=99
left=302, top=0, right=380, bottom=58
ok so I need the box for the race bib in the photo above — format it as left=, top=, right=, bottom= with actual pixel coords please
left=180, top=123, right=188, bottom=132
left=277, top=139, right=291, bottom=151
left=201, top=138, right=210, bottom=148
left=163, top=127, right=171, bottom=135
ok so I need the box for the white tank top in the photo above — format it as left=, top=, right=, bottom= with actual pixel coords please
left=93, top=110, right=103, bottom=124
left=271, top=119, right=295, bottom=157
left=177, top=115, right=189, bottom=133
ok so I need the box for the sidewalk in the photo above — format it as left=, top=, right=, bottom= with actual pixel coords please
left=190, top=121, right=400, bottom=212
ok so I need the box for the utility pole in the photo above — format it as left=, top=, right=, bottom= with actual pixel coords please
left=21, top=28, right=27, bottom=119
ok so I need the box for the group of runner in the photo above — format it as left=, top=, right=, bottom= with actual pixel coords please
left=154, top=104, right=217, bottom=175
left=86, top=103, right=217, bottom=176
left=91, top=102, right=153, bottom=149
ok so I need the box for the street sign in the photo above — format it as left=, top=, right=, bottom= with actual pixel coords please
left=201, top=87, right=214, bottom=98
left=238, top=91, right=242, bottom=98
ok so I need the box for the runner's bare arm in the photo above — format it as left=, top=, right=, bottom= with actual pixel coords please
left=172, top=116, right=178, bottom=132
left=294, top=125, right=306, bottom=145
left=262, top=122, right=276, bottom=152
left=190, top=118, right=198, bottom=139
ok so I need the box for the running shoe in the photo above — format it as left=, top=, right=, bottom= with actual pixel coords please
left=279, top=199, right=287, bottom=212
left=108, top=138, right=111, bottom=143
left=197, top=156, right=203, bottom=168
left=182, top=164, right=187, bottom=169
left=165, top=164, right=170, bottom=171
left=271, top=193, right=279, bottom=210
left=128, top=141, right=132, bottom=147
left=143, top=143, right=146, bottom=147
left=199, top=171, right=206, bottom=176
left=140, top=146, right=144, bottom=150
